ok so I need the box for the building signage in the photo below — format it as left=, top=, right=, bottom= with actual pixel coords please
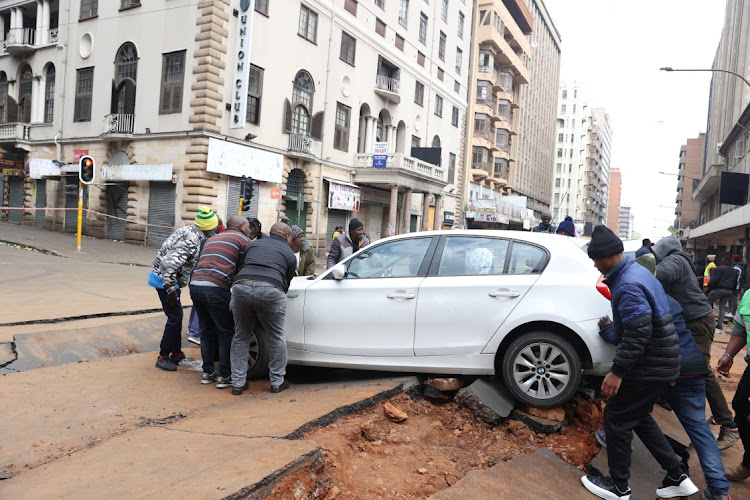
left=101, top=164, right=173, bottom=182
left=28, top=158, right=62, bottom=179
left=270, top=188, right=281, bottom=199
left=1, top=168, right=21, bottom=177
left=206, top=138, right=283, bottom=183
left=361, top=186, right=397, bottom=207
left=73, top=150, right=89, bottom=162
left=373, top=142, right=388, bottom=168
left=443, top=211, right=455, bottom=226
left=230, top=0, right=256, bottom=129
left=328, top=181, right=361, bottom=211
left=0, top=151, right=24, bottom=170
left=466, top=199, right=500, bottom=222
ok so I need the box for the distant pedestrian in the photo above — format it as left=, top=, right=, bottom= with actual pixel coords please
left=556, top=216, right=576, bottom=237
left=531, top=211, right=556, bottom=233
left=189, top=216, right=252, bottom=389
left=704, top=254, right=717, bottom=290
left=148, top=206, right=219, bottom=372
left=653, top=237, right=739, bottom=449
left=708, top=256, right=738, bottom=332
left=290, top=225, right=316, bottom=276
left=230, top=223, right=297, bottom=395
left=332, top=226, right=344, bottom=241
left=581, top=225, right=697, bottom=500
left=635, top=238, right=653, bottom=258
left=327, top=218, right=370, bottom=268
left=729, top=254, right=746, bottom=316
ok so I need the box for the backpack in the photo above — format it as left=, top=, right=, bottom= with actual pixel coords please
left=732, top=262, right=744, bottom=290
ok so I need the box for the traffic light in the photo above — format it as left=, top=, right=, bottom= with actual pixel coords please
left=79, top=155, right=95, bottom=185
left=242, top=175, right=254, bottom=212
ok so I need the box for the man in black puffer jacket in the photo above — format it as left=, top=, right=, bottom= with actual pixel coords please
left=581, top=225, right=697, bottom=500
left=708, top=256, right=740, bottom=329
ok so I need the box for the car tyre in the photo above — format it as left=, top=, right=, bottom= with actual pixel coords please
left=246, top=324, right=270, bottom=380
left=501, top=331, right=582, bottom=408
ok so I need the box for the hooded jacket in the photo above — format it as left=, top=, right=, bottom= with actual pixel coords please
left=327, top=233, right=370, bottom=269
left=604, top=257, right=681, bottom=382
left=653, top=237, right=713, bottom=323
left=150, top=224, right=206, bottom=294
left=707, top=264, right=740, bottom=292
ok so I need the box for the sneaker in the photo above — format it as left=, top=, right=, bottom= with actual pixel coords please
left=594, top=429, right=634, bottom=450
left=725, top=463, right=750, bottom=481
left=656, top=473, right=698, bottom=498
left=169, top=351, right=186, bottom=365
left=187, top=336, right=201, bottom=346
left=581, top=476, right=631, bottom=500
left=707, top=415, right=718, bottom=425
left=717, top=426, right=740, bottom=450
left=702, top=488, right=730, bottom=500
left=271, top=380, right=290, bottom=393
left=232, top=382, right=249, bottom=396
left=201, top=371, right=217, bottom=384
left=215, top=376, right=232, bottom=389
left=156, top=356, right=177, bottom=372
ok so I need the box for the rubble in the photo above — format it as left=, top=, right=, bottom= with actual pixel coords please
left=526, top=406, right=566, bottom=422
left=512, top=410, right=566, bottom=434
left=425, top=377, right=465, bottom=392
left=383, top=402, right=408, bottom=422
left=454, top=378, right=515, bottom=424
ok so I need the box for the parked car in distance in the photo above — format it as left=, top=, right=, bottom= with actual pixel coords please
left=247, top=230, right=614, bottom=408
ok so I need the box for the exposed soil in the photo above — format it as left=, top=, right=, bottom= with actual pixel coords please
left=264, top=393, right=604, bottom=500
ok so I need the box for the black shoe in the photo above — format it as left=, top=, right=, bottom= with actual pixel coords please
left=169, top=351, right=186, bottom=365
left=271, top=380, right=290, bottom=393
left=655, top=473, right=698, bottom=498
left=156, top=356, right=177, bottom=372
left=581, top=476, right=631, bottom=500
left=232, top=382, right=249, bottom=396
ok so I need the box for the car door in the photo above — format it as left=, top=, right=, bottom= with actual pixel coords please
left=414, top=237, right=547, bottom=356
left=303, top=236, right=437, bottom=356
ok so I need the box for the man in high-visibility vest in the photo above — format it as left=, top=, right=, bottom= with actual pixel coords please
left=704, top=254, right=717, bottom=289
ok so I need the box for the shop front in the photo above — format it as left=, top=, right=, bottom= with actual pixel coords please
left=326, top=179, right=361, bottom=249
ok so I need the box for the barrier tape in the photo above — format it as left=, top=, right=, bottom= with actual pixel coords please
left=1, top=206, right=178, bottom=230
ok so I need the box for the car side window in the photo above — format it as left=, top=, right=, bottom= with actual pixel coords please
left=346, top=238, right=432, bottom=279
left=508, top=242, right=547, bottom=274
left=437, top=237, right=509, bottom=276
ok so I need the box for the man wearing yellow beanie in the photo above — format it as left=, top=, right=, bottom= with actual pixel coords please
left=148, top=206, right=219, bottom=371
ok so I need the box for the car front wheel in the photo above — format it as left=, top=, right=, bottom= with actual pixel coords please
left=246, top=324, right=270, bottom=380
left=501, top=331, right=582, bottom=408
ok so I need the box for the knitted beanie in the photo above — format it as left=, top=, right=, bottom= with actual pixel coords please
left=195, top=206, right=219, bottom=231
left=556, top=216, right=575, bottom=235
left=349, top=218, right=364, bottom=232
left=587, top=225, right=624, bottom=259
left=541, top=211, right=552, bottom=220
left=290, top=225, right=304, bottom=240
left=732, top=254, right=742, bottom=262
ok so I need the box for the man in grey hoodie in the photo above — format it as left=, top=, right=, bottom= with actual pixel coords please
left=653, top=236, right=739, bottom=450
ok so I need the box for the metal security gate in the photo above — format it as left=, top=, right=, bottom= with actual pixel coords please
left=368, top=205, right=384, bottom=241
left=64, top=175, right=88, bottom=233
left=147, top=182, right=176, bottom=247
left=106, top=183, right=129, bottom=240
left=326, top=209, right=347, bottom=251
left=8, top=176, right=23, bottom=224
left=410, top=215, right=418, bottom=233
left=226, top=176, right=259, bottom=220
left=35, top=179, right=46, bottom=227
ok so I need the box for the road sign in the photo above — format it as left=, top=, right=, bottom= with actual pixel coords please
left=270, top=188, right=281, bottom=199
left=373, top=142, right=387, bottom=168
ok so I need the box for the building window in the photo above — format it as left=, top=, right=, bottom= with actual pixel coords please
left=454, top=80, right=460, bottom=93
left=437, top=68, right=444, bottom=81
left=399, top=0, right=408, bottom=28
left=120, top=0, right=141, bottom=9
left=288, top=70, right=314, bottom=135
left=18, top=65, right=32, bottom=123
left=375, top=0, right=385, bottom=9
left=494, top=158, right=508, bottom=179
left=447, top=153, right=456, bottom=183
left=298, top=5, right=318, bottom=43
left=160, top=51, right=185, bottom=115
left=340, top=32, right=356, bottom=65
left=451, top=106, right=458, bottom=127
left=114, top=42, right=138, bottom=115
left=44, top=65, right=55, bottom=123
left=0, top=74, right=7, bottom=123
left=293, top=70, right=314, bottom=110
left=419, top=12, right=428, bottom=43
left=556, top=163, right=561, bottom=173
left=395, top=34, right=404, bottom=51
left=376, top=18, right=386, bottom=37
left=417, top=51, right=425, bottom=66
left=472, top=146, right=490, bottom=171
left=555, top=178, right=561, bottom=188
left=255, top=0, right=269, bottom=15
left=561, top=104, right=566, bottom=113
left=558, top=133, right=563, bottom=142
left=80, top=0, right=98, bottom=19
left=414, top=81, right=424, bottom=106
left=554, top=193, right=559, bottom=204
left=497, top=100, right=510, bottom=121
left=455, top=48, right=462, bottom=74
left=74, top=67, right=94, bottom=122
left=441, top=0, right=448, bottom=21
left=412, top=135, right=421, bottom=148
left=246, top=64, right=263, bottom=124
left=458, top=11, right=464, bottom=38
left=438, top=31, right=446, bottom=60
left=562, top=89, right=567, bottom=99
left=334, top=102, right=350, bottom=151
left=345, top=0, right=358, bottom=16
left=574, top=89, right=577, bottom=98
left=292, top=105, right=310, bottom=134
left=434, top=94, right=443, bottom=117
left=556, top=148, right=562, bottom=158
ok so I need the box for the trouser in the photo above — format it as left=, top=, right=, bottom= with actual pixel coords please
left=687, top=316, right=735, bottom=427
left=729, top=289, right=742, bottom=316
left=665, top=376, right=729, bottom=495
left=188, top=306, right=201, bottom=339
left=733, top=365, right=750, bottom=468
left=707, top=289, right=734, bottom=327
left=230, top=282, right=287, bottom=388
left=605, top=379, right=683, bottom=490
left=190, top=285, right=234, bottom=378
left=156, top=288, right=183, bottom=358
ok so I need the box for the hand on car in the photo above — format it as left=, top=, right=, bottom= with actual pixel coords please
left=598, top=316, right=613, bottom=330
left=600, top=372, right=622, bottom=398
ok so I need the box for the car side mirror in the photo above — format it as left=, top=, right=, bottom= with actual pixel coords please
left=331, top=264, right=346, bottom=280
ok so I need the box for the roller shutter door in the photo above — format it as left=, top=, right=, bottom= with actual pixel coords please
left=147, top=182, right=176, bottom=247
left=410, top=215, right=418, bottom=233
left=35, top=179, right=46, bottom=227
left=226, top=176, right=259, bottom=221
left=8, top=176, right=23, bottom=224
left=368, top=206, right=384, bottom=242
left=326, top=209, right=347, bottom=251
left=106, top=183, right=129, bottom=241
left=64, top=175, right=88, bottom=233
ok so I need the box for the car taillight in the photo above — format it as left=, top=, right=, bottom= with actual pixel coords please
left=596, top=275, right=611, bottom=301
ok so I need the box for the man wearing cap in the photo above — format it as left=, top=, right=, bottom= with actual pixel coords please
left=148, top=206, right=220, bottom=372
left=581, top=225, right=697, bottom=500
left=327, top=218, right=370, bottom=269
left=704, top=254, right=717, bottom=290
left=290, top=225, right=316, bottom=276
left=556, top=216, right=576, bottom=237
left=532, top=211, right=556, bottom=233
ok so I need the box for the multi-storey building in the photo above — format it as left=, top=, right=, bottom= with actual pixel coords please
left=0, top=0, right=470, bottom=252
left=607, top=167, right=621, bottom=234
left=584, top=108, right=611, bottom=231
left=618, top=205, right=633, bottom=240
left=675, top=133, right=704, bottom=239
left=552, top=81, right=588, bottom=222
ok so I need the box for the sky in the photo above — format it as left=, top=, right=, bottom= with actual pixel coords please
left=542, top=0, right=727, bottom=240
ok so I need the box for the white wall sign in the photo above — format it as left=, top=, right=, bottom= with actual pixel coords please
left=230, top=0, right=256, bottom=129
left=206, top=138, right=283, bottom=183
left=328, top=182, right=361, bottom=211
left=28, top=158, right=61, bottom=179
left=101, top=164, right=173, bottom=181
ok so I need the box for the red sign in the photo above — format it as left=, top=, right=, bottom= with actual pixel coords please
left=73, top=150, right=89, bottom=162
left=270, top=188, right=281, bottom=199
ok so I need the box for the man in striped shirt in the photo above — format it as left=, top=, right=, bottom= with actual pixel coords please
left=189, top=216, right=253, bottom=388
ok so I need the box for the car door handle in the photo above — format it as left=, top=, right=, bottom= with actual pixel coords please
left=387, top=292, right=416, bottom=299
left=489, top=290, right=520, bottom=298
left=287, top=293, right=299, bottom=298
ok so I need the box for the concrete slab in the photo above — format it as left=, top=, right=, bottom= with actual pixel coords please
left=455, top=378, right=515, bottom=424
left=0, top=427, right=318, bottom=500
left=428, top=448, right=584, bottom=499
left=0, top=341, right=15, bottom=366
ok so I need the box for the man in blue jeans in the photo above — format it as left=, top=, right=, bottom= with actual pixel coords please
left=189, top=216, right=252, bottom=388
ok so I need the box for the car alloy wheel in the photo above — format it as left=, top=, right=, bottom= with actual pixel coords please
left=246, top=325, right=269, bottom=380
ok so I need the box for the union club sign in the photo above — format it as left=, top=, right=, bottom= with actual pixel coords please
left=231, top=0, right=256, bottom=129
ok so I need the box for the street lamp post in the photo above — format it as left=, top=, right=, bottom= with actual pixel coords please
left=660, top=67, right=750, bottom=89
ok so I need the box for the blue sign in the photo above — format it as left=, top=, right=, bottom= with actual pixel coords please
left=373, top=142, right=387, bottom=168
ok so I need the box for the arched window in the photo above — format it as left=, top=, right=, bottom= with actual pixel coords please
left=291, top=70, right=314, bottom=134
left=18, top=64, right=33, bottom=123
left=432, top=135, right=441, bottom=148
left=291, top=105, right=309, bottom=135
left=0, top=72, right=8, bottom=123
left=114, top=42, right=138, bottom=115
left=44, top=65, right=55, bottom=123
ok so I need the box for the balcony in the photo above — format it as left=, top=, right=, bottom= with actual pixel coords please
left=476, top=24, right=530, bottom=84
left=101, top=114, right=134, bottom=141
left=374, top=74, right=400, bottom=103
left=353, top=152, right=447, bottom=192
left=5, top=28, right=36, bottom=55
left=0, top=122, right=31, bottom=143
left=692, top=163, right=722, bottom=203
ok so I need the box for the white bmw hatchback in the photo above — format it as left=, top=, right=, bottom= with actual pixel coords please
left=247, top=230, right=614, bottom=408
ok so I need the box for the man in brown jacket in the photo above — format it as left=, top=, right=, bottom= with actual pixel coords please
left=291, top=225, right=316, bottom=276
